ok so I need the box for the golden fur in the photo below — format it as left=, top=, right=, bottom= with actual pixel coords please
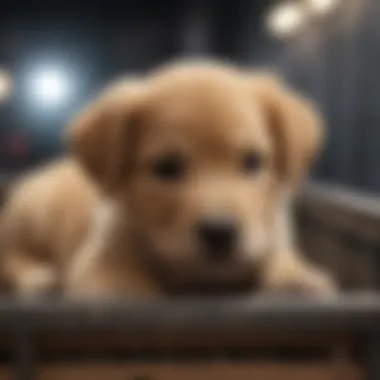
left=0, top=60, right=335, bottom=297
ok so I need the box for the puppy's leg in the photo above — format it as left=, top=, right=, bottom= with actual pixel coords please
left=65, top=236, right=158, bottom=298
left=65, top=200, right=159, bottom=299
left=260, top=192, right=336, bottom=296
left=261, top=249, right=336, bottom=296
left=66, top=263, right=158, bottom=299
left=3, top=251, right=59, bottom=296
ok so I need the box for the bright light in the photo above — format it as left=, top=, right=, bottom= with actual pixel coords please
left=266, top=2, right=305, bottom=39
left=27, top=66, right=73, bottom=108
left=307, top=0, right=340, bottom=16
left=0, top=69, right=12, bottom=102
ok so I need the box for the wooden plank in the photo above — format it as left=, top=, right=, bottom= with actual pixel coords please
left=0, top=369, right=9, bottom=380
left=36, top=331, right=354, bottom=353
left=34, top=362, right=363, bottom=380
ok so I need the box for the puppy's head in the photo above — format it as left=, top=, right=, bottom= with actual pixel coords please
left=68, top=62, right=323, bottom=283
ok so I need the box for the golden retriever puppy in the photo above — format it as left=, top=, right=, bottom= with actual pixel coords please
left=0, top=60, right=336, bottom=297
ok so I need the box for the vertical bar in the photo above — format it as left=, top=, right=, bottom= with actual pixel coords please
left=180, top=1, right=211, bottom=55
left=12, top=332, right=36, bottom=380
left=375, top=248, right=380, bottom=290
left=351, top=0, right=371, bottom=190
left=369, top=236, right=380, bottom=289
left=365, top=332, right=380, bottom=380
left=335, top=0, right=361, bottom=187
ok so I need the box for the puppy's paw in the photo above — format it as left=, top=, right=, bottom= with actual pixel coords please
left=263, top=261, right=337, bottom=297
left=15, top=265, right=59, bottom=297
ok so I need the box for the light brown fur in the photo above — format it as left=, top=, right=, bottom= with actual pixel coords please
left=0, top=60, right=335, bottom=298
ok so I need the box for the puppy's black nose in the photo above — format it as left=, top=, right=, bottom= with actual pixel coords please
left=197, top=218, right=237, bottom=259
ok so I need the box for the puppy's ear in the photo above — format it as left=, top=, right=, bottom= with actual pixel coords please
left=67, top=80, right=145, bottom=194
left=251, top=73, right=324, bottom=190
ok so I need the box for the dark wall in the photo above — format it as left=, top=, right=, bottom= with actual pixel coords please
left=0, top=0, right=271, bottom=172
left=0, top=2, right=186, bottom=170
left=6, top=0, right=373, bottom=193
left=273, top=0, right=380, bottom=192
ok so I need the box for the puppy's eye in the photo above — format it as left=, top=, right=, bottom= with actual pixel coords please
left=242, top=151, right=263, bottom=174
left=152, top=155, right=185, bottom=181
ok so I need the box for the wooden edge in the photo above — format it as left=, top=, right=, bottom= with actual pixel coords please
left=32, top=362, right=365, bottom=380
left=0, top=294, right=378, bottom=333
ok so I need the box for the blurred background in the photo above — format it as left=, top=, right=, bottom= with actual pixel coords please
left=0, top=0, right=374, bottom=191
left=1, top=3, right=380, bottom=375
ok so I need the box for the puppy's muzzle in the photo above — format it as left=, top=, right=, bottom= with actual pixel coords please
left=196, top=217, right=238, bottom=260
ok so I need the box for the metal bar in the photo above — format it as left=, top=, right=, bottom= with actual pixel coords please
left=0, top=295, right=378, bottom=333
left=374, top=248, right=380, bottom=291
left=12, top=332, right=36, bottom=380
left=365, top=331, right=380, bottom=380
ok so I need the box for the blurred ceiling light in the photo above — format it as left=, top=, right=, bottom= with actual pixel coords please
left=266, top=1, right=305, bottom=39
left=0, top=69, right=12, bottom=102
left=27, top=65, right=73, bottom=108
left=307, top=0, right=340, bottom=16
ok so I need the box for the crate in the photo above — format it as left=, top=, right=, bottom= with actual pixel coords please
left=297, top=183, right=380, bottom=289
left=3, top=296, right=380, bottom=380
left=0, top=180, right=379, bottom=380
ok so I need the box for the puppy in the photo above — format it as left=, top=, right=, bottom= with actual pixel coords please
left=0, top=60, right=336, bottom=297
